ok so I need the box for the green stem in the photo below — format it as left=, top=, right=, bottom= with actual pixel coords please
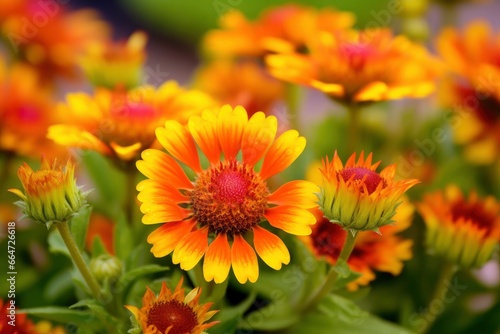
left=56, top=222, right=102, bottom=299
left=0, top=151, right=15, bottom=193
left=417, top=261, right=456, bottom=334
left=347, top=103, right=361, bottom=153
left=285, top=83, right=302, bottom=132
left=301, top=230, right=359, bottom=313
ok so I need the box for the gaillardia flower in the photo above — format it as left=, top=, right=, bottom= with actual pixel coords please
left=137, top=105, right=318, bottom=283
left=0, top=299, right=35, bottom=334
left=203, top=5, right=354, bottom=58
left=8, top=157, right=87, bottom=227
left=266, top=28, right=440, bottom=103
left=418, top=185, right=500, bottom=268
left=48, top=81, right=214, bottom=161
left=437, top=22, right=500, bottom=164
left=79, top=31, right=148, bottom=89
left=319, top=152, right=419, bottom=231
left=304, top=198, right=414, bottom=291
left=125, top=279, right=219, bottom=334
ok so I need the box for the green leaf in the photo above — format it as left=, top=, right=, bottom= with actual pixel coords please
left=69, top=206, right=92, bottom=251
left=114, top=213, right=134, bottom=261
left=91, top=237, right=109, bottom=257
left=118, top=264, right=168, bottom=295
left=288, top=294, right=415, bottom=334
left=240, top=301, right=300, bottom=331
left=18, top=307, right=99, bottom=329
left=210, top=292, right=256, bottom=334
left=333, top=270, right=362, bottom=291
left=47, top=229, right=70, bottom=258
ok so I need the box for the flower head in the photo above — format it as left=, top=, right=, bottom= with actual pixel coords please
left=8, top=157, right=87, bottom=227
left=203, top=5, right=354, bottom=58
left=418, top=185, right=500, bottom=268
left=79, top=31, right=148, bottom=89
left=48, top=81, right=214, bottom=161
left=137, top=105, right=318, bottom=283
left=266, top=29, right=440, bottom=103
left=437, top=22, right=500, bottom=164
left=304, top=198, right=414, bottom=291
left=193, top=60, right=284, bottom=117
left=125, top=278, right=219, bottom=334
left=318, top=151, right=419, bottom=232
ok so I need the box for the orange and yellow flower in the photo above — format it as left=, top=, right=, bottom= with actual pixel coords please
left=79, top=31, right=148, bottom=89
left=0, top=299, right=36, bottom=334
left=125, top=278, right=219, bottom=334
left=437, top=22, right=500, bottom=164
left=304, top=198, right=414, bottom=291
left=193, top=60, right=284, bottom=117
left=418, top=185, right=500, bottom=268
left=0, top=59, right=65, bottom=157
left=203, top=5, right=354, bottom=58
left=266, top=28, right=440, bottom=103
left=1, top=2, right=110, bottom=81
left=48, top=81, right=215, bottom=161
left=8, top=156, right=86, bottom=227
left=319, top=151, right=419, bottom=231
left=34, top=321, right=66, bottom=334
left=136, top=105, right=318, bottom=283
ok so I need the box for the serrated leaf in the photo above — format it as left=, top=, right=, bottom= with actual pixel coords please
left=69, top=206, right=92, bottom=251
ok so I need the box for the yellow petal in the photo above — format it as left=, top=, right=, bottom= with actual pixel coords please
left=264, top=205, right=315, bottom=236
left=172, top=227, right=208, bottom=270
left=189, top=110, right=221, bottom=165
left=259, top=130, right=306, bottom=180
left=253, top=226, right=290, bottom=270
left=231, top=235, right=259, bottom=284
left=137, top=149, right=193, bottom=190
left=147, top=220, right=196, bottom=257
left=110, top=141, right=142, bottom=161
left=156, top=121, right=201, bottom=173
left=241, top=112, right=277, bottom=166
left=203, top=233, right=231, bottom=283
left=47, top=125, right=111, bottom=155
left=217, top=105, right=248, bottom=160
left=268, top=180, right=319, bottom=209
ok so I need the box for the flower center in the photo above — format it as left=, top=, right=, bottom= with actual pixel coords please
left=311, top=218, right=347, bottom=260
left=147, top=300, right=198, bottom=334
left=339, top=167, right=386, bottom=195
left=451, top=201, right=494, bottom=236
left=190, top=160, right=269, bottom=236
left=340, top=43, right=377, bottom=71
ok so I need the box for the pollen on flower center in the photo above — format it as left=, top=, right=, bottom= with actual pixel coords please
left=339, top=167, right=386, bottom=195
left=190, top=160, right=269, bottom=236
left=147, top=300, right=198, bottom=334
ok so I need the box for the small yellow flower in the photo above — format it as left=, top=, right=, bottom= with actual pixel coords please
left=125, top=278, right=219, bottom=334
left=35, top=320, right=66, bottom=334
left=418, top=185, right=500, bottom=268
left=8, top=157, right=87, bottom=228
left=319, top=151, right=419, bottom=231
left=79, top=31, right=148, bottom=89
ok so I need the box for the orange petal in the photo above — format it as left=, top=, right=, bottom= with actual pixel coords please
left=203, top=233, right=231, bottom=283
left=217, top=105, right=248, bottom=160
left=259, top=130, right=306, bottom=180
left=231, top=235, right=259, bottom=284
left=264, top=205, right=315, bottom=236
left=147, top=220, right=196, bottom=257
left=172, top=227, right=209, bottom=270
left=241, top=112, right=277, bottom=166
left=141, top=203, right=190, bottom=225
left=156, top=121, right=201, bottom=173
left=137, top=179, right=189, bottom=204
left=110, top=142, right=142, bottom=161
left=253, top=226, right=290, bottom=270
left=188, top=110, right=221, bottom=165
left=137, top=149, right=193, bottom=190
left=268, top=180, right=319, bottom=209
